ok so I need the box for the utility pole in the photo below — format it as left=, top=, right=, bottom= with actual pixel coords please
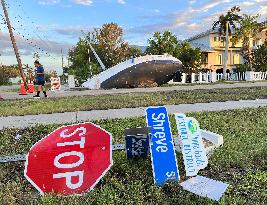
left=1, top=0, right=27, bottom=87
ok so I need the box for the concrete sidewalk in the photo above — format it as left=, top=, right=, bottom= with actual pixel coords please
left=0, top=98, right=266, bottom=130
left=1, top=81, right=267, bottom=100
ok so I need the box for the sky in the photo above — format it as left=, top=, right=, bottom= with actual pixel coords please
left=0, top=0, right=267, bottom=74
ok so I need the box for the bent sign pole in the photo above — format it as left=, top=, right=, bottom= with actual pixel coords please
left=146, top=106, right=180, bottom=186
left=24, top=122, right=112, bottom=196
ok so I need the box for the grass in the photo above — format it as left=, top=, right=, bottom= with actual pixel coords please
left=0, top=107, right=266, bottom=204
left=1, top=86, right=267, bottom=117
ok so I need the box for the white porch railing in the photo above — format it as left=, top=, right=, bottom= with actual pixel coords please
left=169, top=71, right=267, bottom=84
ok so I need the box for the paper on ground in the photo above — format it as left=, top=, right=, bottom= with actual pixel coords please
left=180, top=175, right=229, bottom=201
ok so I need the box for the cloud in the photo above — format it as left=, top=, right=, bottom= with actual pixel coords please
left=200, top=0, right=232, bottom=12
left=239, top=1, right=255, bottom=7
left=72, top=0, right=93, bottom=6
left=126, top=0, right=235, bottom=41
left=189, top=0, right=197, bottom=5
left=0, top=31, right=72, bottom=56
left=258, top=6, right=267, bottom=16
left=238, top=0, right=267, bottom=8
left=39, top=0, right=94, bottom=6
left=117, top=0, right=126, bottom=4
left=54, top=26, right=94, bottom=38
left=237, top=0, right=267, bottom=21
left=38, top=0, right=61, bottom=5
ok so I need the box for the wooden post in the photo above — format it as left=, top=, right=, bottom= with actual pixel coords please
left=1, top=0, right=27, bottom=88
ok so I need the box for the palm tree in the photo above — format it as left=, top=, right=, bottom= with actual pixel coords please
left=232, top=14, right=262, bottom=70
left=213, top=6, right=242, bottom=80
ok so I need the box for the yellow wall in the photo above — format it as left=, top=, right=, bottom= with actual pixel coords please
left=206, top=51, right=242, bottom=71
left=256, top=28, right=267, bottom=45
left=190, top=29, right=266, bottom=71
left=210, top=33, right=242, bottom=48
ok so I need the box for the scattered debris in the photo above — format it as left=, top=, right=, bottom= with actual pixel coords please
left=180, top=175, right=229, bottom=201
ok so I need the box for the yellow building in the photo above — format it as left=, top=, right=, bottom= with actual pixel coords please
left=187, top=27, right=267, bottom=72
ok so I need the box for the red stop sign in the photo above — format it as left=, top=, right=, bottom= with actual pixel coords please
left=24, top=122, right=112, bottom=196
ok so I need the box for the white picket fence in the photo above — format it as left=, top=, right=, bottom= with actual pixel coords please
left=250, top=71, right=267, bottom=81
left=170, top=71, right=267, bottom=84
left=216, top=72, right=247, bottom=81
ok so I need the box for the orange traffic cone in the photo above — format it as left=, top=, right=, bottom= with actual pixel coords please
left=19, top=80, right=28, bottom=95
left=28, top=80, right=35, bottom=93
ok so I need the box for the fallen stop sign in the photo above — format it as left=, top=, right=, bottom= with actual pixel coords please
left=24, top=122, right=112, bottom=196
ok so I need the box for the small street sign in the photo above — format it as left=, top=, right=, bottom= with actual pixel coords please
left=146, top=106, right=180, bottom=186
left=125, top=127, right=150, bottom=159
left=175, top=114, right=208, bottom=176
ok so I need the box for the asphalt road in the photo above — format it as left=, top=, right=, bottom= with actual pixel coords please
left=0, top=81, right=267, bottom=100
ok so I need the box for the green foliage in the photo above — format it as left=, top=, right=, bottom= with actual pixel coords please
left=93, top=23, right=131, bottom=68
left=146, top=31, right=202, bottom=72
left=212, top=6, right=242, bottom=79
left=68, top=23, right=138, bottom=83
left=0, top=86, right=267, bottom=116
left=252, top=40, right=267, bottom=72
left=234, top=64, right=251, bottom=72
left=0, top=65, right=20, bottom=85
left=212, top=6, right=242, bottom=36
left=68, top=38, right=101, bottom=84
left=175, top=42, right=202, bottom=73
left=0, top=107, right=267, bottom=204
left=146, top=31, right=178, bottom=55
left=69, top=62, right=100, bottom=85
left=128, top=46, right=142, bottom=57
left=232, top=14, right=262, bottom=67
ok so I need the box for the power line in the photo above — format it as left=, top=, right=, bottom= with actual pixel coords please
left=6, top=0, right=58, bottom=60
left=16, top=1, right=57, bottom=49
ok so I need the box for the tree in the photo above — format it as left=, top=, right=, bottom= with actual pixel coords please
left=145, top=31, right=178, bottom=55
left=68, top=38, right=101, bottom=84
left=232, top=14, right=262, bottom=70
left=0, top=65, right=20, bottom=85
left=251, top=40, right=267, bottom=72
left=68, top=23, right=133, bottom=83
left=128, top=46, right=142, bottom=58
left=33, top=52, right=40, bottom=60
left=92, top=22, right=130, bottom=68
left=213, top=6, right=242, bottom=79
left=175, top=42, right=202, bottom=73
left=146, top=31, right=202, bottom=73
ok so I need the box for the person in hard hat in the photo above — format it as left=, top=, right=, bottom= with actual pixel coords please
left=33, top=60, right=47, bottom=98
